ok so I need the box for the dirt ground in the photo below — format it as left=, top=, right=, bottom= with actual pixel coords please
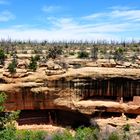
left=16, top=124, right=65, bottom=133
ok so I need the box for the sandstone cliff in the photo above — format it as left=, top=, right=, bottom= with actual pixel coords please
left=0, top=66, right=140, bottom=117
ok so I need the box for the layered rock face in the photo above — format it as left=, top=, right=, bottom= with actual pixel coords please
left=1, top=66, right=140, bottom=126
left=1, top=67, right=140, bottom=113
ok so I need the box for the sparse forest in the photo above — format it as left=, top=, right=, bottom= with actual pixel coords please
left=0, top=39, right=139, bottom=72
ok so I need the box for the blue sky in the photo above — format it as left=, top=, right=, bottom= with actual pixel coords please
left=0, top=0, right=140, bottom=41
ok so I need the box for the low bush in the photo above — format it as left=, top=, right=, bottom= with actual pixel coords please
left=46, top=46, right=63, bottom=59
left=69, top=52, right=75, bottom=55
left=28, top=56, right=37, bottom=71
left=108, top=132, right=120, bottom=140
left=8, top=62, right=16, bottom=74
left=52, top=130, right=73, bottom=140
left=0, top=92, right=20, bottom=140
left=74, top=127, right=99, bottom=140
left=34, top=55, right=40, bottom=61
left=123, top=124, right=130, bottom=132
left=8, top=58, right=17, bottom=74
left=77, top=51, right=89, bottom=58
left=0, top=49, right=5, bottom=65
left=0, top=125, right=17, bottom=140
left=16, top=130, right=47, bottom=140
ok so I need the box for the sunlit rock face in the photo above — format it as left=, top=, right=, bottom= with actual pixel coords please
left=69, top=77, right=140, bottom=101
left=1, top=67, right=140, bottom=125
left=3, top=76, right=140, bottom=113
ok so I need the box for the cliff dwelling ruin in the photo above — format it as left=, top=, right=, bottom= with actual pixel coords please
left=0, top=41, right=140, bottom=128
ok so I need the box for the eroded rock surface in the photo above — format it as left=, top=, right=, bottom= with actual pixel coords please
left=0, top=66, right=139, bottom=117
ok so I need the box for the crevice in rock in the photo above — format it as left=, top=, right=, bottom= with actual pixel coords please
left=70, top=77, right=140, bottom=102
left=92, top=112, right=122, bottom=118
left=18, top=109, right=90, bottom=129
left=0, top=78, right=7, bottom=83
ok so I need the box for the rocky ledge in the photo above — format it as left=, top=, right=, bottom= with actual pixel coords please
left=0, top=65, right=139, bottom=117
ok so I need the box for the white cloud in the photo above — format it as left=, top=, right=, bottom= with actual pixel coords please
left=46, top=16, right=140, bottom=33
left=0, top=6, right=139, bottom=41
left=0, top=10, right=15, bottom=22
left=110, top=10, right=140, bottom=21
left=0, top=28, right=118, bottom=41
left=0, top=17, right=139, bottom=41
left=109, top=6, right=132, bottom=11
left=83, top=7, right=140, bottom=22
left=0, top=0, right=9, bottom=5
left=42, top=5, right=60, bottom=13
left=82, top=13, right=105, bottom=20
left=0, top=19, right=136, bottom=41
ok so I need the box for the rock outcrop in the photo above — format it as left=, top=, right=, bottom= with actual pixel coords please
left=0, top=65, right=140, bottom=128
left=0, top=67, right=139, bottom=116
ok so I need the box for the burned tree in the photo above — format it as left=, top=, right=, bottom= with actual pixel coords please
left=91, top=45, right=98, bottom=60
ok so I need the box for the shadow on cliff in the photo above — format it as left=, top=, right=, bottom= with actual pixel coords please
left=18, top=109, right=91, bottom=129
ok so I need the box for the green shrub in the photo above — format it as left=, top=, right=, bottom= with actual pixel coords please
left=16, top=130, right=47, bottom=140
left=28, top=56, right=37, bottom=71
left=52, top=130, right=73, bottom=140
left=75, top=127, right=99, bottom=140
left=0, top=92, right=7, bottom=112
left=8, top=58, right=17, bottom=74
left=113, top=47, right=125, bottom=61
left=108, top=132, right=120, bottom=140
left=28, top=55, right=41, bottom=71
left=0, top=92, right=20, bottom=140
left=77, top=51, right=89, bottom=58
left=34, top=55, right=40, bottom=61
left=47, top=46, right=63, bottom=59
left=33, top=49, right=43, bottom=54
left=0, top=92, right=20, bottom=130
left=0, top=125, right=17, bottom=140
left=69, top=52, right=75, bottom=55
left=8, top=62, right=16, bottom=74
left=123, top=124, right=130, bottom=132
left=0, top=49, right=5, bottom=65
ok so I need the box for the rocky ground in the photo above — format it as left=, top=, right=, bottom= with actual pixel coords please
left=16, top=116, right=140, bottom=139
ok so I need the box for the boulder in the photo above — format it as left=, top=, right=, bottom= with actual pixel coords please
left=17, top=61, right=28, bottom=69
left=86, top=62, right=98, bottom=67
left=39, top=62, right=48, bottom=67
left=131, top=64, right=139, bottom=68
left=3, top=69, right=29, bottom=78
left=54, top=64, right=62, bottom=70
left=136, top=115, right=140, bottom=122
left=46, top=60, right=62, bottom=70
left=46, top=60, right=55, bottom=70
left=135, top=60, right=140, bottom=65
left=97, top=59, right=116, bottom=68
left=0, top=65, right=3, bottom=68
left=133, top=96, right=140, bottom=105
left=109, top=59, right=116, bottom=67
left=101, top=125, right=117, bottom=139
left=123, top=62, right=131, bottom=68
